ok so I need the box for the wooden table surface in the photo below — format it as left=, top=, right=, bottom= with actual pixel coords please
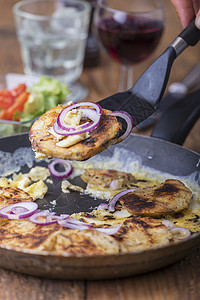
left=0, top=0, right=200, bottom=299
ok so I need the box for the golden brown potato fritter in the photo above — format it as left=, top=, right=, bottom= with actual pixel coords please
left=29, top=104, right=122, bottom=161
left=119, top=179, right=192, bottom=217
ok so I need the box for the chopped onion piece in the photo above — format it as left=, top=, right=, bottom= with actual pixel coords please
left=48, top=159, right=73, bottom=179
left=108, top=111, right=133, bottom=141
left=169, top=227, right=191, bottom=240
left=109, top=188, right=138, bottom=212
left=162, top=220, right=175, bottom=229
left=51, top=214, right=70, bottom=221
left=109, top=179, right=123, bottom=190
left=0, top=202, right=38, bottom=220
left=58, top=218, right=92, bottom=230
left=95, top=225, right=121, bottom=235
left=97, top=203, right=109, bottom=210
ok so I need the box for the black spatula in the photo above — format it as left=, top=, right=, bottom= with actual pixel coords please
left=98, top=20, right=200, bottom=127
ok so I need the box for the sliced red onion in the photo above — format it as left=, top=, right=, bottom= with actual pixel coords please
left=0, top=202, right=38, bottom=220
left=108, top=111, right=133, bottom=141
left=29, top=210, right=57, bottom=225
left=59, top=102, right=102, bottom=118
left=48, top=159, right=73, bottom=179
left=108, top=188, right=138, bottom=212
left=54, top=108, right=101, bottom=136
left=97, top=203, right=109, bottom=210
left=11, top=206, right=29, bottom=214
left=162, top=220, right=175, bottom=229
left=58, top=217, right=92, bottom=230
left=95, top=225, right=121, bottom=235
left=54, top=102, right=102, bottom=136
left=169, top=227, right=191, bottom=240
left=55, top=111, right=90, bottom=132
left=109, top=179, right=123, bottom=190
left=50, top=214, right=70, bottom=221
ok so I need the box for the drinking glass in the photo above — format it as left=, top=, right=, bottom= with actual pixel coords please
left=13, top=0, right=91, bottom=99
left=93, top=0, right=165, bottom=91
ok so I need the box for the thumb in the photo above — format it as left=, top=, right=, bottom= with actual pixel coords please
left=195, top=11, right=200, bottom=29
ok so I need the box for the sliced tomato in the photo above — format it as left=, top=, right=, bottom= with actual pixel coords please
left=0, top=91, right=29, bottom=120
left=11, top=83, right=27, bottom=98
left=0, top=89, right=15, bottom=110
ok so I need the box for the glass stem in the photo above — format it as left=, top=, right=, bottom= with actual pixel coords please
left=118, top=64, right=133, bottom=92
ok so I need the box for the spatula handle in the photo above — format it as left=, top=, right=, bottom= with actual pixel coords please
left=179, top=19, right=200, bottom=46
left=170, top=19, right=200, bottom=56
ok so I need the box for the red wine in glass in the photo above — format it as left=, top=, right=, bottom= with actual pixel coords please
left=97, top=15, right=164, bottom=66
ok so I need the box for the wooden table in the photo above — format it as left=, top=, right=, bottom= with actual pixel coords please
left=0, top=1, right=200, bottom=299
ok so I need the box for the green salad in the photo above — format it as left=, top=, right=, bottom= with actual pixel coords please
left=0, top=76, right=70, bottom=137
left=20, top=76, right=70, bottom=122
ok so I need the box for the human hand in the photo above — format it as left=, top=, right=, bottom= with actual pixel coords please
left=170, top=0, right=200, bottom=29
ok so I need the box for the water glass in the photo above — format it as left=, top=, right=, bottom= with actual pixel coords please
left=13, top=0, right=91, bottom=86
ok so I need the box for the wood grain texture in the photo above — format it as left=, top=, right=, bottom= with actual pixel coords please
left=0, top=0, right=199, bottom=299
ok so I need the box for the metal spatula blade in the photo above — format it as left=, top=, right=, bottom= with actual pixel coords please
left=98, top=20, right=200, bottom=127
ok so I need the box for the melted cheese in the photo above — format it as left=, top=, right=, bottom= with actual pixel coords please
left=25, top=180, right=48, bottom=200
left=35, top=151, right=47, bottom=160
left=0, top=167, right=50, bottom=201
left=56, top=132, right=90, bottom=148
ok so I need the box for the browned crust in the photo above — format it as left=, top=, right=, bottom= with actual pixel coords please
left=0, top=186, right=33, bottom=210
left=54, top=228, right=120, bottom=256
left=29, top=104, right=122, bottom=161
left=81, top=169, right=136, bottom=187
left=0, top=219, right=61, bottom=251
left=119, top=179, right=192, bottom=217
left=112, top=216, right=174, bottom=253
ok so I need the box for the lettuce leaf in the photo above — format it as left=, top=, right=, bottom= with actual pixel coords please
left=20, top=76, right=69, bottom=122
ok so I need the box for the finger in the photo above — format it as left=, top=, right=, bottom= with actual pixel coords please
left=171, top=0, right=195, bottom=27
left=193, top=0, right=200, bottom=14
left=195, top=10, right=200, bottom=29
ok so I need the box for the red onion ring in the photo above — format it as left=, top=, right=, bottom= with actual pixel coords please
left=108, top=111, right=133, bottom=141
left=108, top=188, right=138, bottom=212
left=11, top=206, right=29, bottom=214
left=54, top=102, right=102, bottom=136
left=19, top=208, right=121, bottom=236
left=29, top=210, right=58, bottom=225
left=169, top=226, right=191, bottom=240
left=0, top=202, right=38, bottom=219
left=54, top=107, right=101, bottom=136
left=48, top=159, right=73, bottom=179
left=55, top=110, right=90, bottom=132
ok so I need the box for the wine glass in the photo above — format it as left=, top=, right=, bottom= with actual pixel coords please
left=93, top=0, right=165, bottom=91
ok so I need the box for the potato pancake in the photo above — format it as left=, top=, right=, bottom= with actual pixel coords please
left=119, top=179, right=192, bottom=217
left=29, top=104, right=122, bottom=161
left=54, top=216, right=174, bottom=255
left=113, top=216, right=174, bottom=253
left=54, top=228, right=120, bottom=256
left=81, top=169, right=137, bottom=189
left=0, top=219, right=61, bottom=251
left=0, top=186, right=33, bottom=210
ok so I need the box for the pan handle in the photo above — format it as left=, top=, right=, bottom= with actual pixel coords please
left=151, top=89, right=200, bottom=145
